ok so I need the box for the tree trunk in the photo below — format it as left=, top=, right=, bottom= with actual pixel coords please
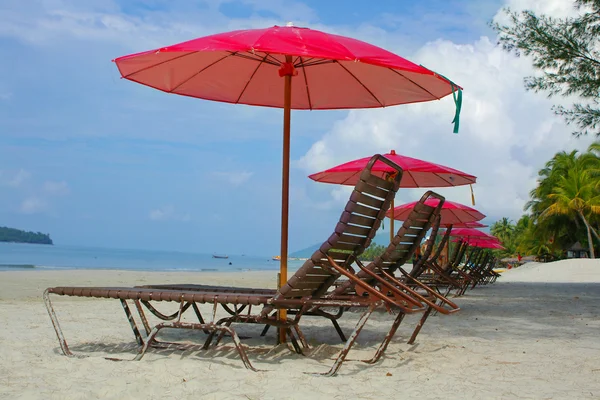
left=589, top=224, right=600, bottom=244
left=578, top=212, right=596, bottom=259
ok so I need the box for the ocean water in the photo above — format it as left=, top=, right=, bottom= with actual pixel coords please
left=0, top=243, right=306, bottom=272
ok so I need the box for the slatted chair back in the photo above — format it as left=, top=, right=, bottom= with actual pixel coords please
left=408, top=209, right=444, bottom=278
left=446, top=239, right=468, bottom=271
left=273, top=154, right=403, bottom=304
left=332, top=191, right=444, bottom=295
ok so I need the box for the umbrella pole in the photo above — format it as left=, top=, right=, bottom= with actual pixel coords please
left=278, top=55, right=293, bottom=344
left=389, top=199, right=394, bottom=243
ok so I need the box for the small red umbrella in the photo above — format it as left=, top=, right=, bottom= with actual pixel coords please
left=386, top=199, right=484, bottom=264
left=309, top=150, right=476, bottom=188
left=454, top=238, right=505, bottom=250
left=114, top=25, right=463, bottom=342
left=310, top=150, right=476, bottom=241
left=453, top=221, right=487, bottom=228
left=386, top=199, right=484, bottom=226
left=450, top=228, right=498, bottom=241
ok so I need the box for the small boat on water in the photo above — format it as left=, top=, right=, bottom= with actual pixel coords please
left=272, top=255, right=281, bottom=261
left=212, top=254, right=229, bottom=259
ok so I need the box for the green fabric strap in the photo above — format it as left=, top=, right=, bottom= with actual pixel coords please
left=430, top=69, right=462, bottom=134
left=450, top=81, right=462, bottom=134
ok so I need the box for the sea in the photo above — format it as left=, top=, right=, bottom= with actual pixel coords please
left=0, top=242, right=306, bottom=273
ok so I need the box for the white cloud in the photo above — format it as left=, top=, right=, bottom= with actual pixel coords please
left=298, top=31, right=596, bottom=222
left=0, top=169, right=31, bottom=187
left=149, top=205, right=191, bottom=222
left=19, top=197, right=47, bottom=214
left=0, top=0, right=318, bottom=50
left=211, top=171, right=254, bottom=186
left=43, top=180, right=70, bottom=196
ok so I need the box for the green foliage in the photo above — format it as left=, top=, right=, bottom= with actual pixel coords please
left=493, top=1, right=600, bottom=137
left=0, top=226, right=53, bottom=245
left=358, top=243, right=386, bottom=261
left=492, top=141, right=600, bottom=259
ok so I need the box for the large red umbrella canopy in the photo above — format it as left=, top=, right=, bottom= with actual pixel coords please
left=309, top=150, right=476, bottom=187
left=386, top=198, right=484, bottom=225
left=450, top=228, right=498, bottom=241
left=114, top=25, right=460, bottom=109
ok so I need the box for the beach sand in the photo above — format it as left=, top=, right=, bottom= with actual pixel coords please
left=1, top=260, right=600, bottom=399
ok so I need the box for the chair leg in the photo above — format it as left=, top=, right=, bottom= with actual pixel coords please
left=362, top=311, right=406, bottom=364
left=260, top=311, right=277, bottom=336
left=407, top=306, right=432, bottom=345
left=136, top=321, right=259, bottom=371
left=134, top=300, right=152, bottom=335
left=43, top=290, right=73, bottom=357
left=120, top=300, right=144, bottom=346
left=319, top=303, right=377, bottom=377
left=292, top=324, right=309, bottom=349
left=329, top=317, right=347, bottom=342
left=192, top=303, right=210, bottom=334
left=286, top=327, right=303, bottom=355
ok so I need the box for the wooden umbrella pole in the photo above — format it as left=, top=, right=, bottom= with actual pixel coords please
left=278, top=55, right=293, bottom=344
left=389, top=199, right=394, bottom=243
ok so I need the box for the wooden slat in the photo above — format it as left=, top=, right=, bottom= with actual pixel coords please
left=351, top=203, right=381, bottom=218
left=355, top=181, right=389, bottom=199
left=302, top=275, right=331, bottom=282
left=361, top=174, right=394, bottom=190
left=326, top=251, right=352, bottom=262
left=289, top=281, right=329, bottom=289
left=338, top=233, right=365, bottom=245
left=413, top=203, right=435, bottom=213
left=288, top=288, right=319, bottom=297
left=305, top=265, right=334, bottom=276
left=354, top=193, right=384, bottom=209
left=330, top=242, right=359, bottom=252
left=348, top=214, right=376, bottom=228
left=342, top=224, right=371, bottom=237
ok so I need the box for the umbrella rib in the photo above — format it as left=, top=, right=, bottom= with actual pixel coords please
left=235, top=53, right=270, bottom=104
left=434, top=173, right=456, bottom=187
left=263, top=53, right=283, bottom=66
left=334, top=61, right=384, bottom=107
left=300, top=57, right=314, bottom=110
left=299, top=59, right=337, bottom=68
left=167, top=53, right=235, bottom=93
left=387, top=68, right=440, bottom=100
left=122, top=51, right=200, bottom=79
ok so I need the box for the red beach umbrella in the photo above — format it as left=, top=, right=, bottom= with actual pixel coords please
left=113, top=24, right=463, bottom=341
left=457, top=239, right=505, bottom=250
left=386, top=199, right=484, bottom=226
left=453, top=221, right=487, bottom=228
left=310, top=150, right=476, bottom=241
left=450, top=228, right=498, bottom=241
left=309, top=150, right=476, bottom=188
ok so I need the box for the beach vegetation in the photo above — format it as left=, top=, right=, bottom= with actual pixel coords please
left=491, top=142, right=600, bottom=259
left=0, top=226, right=53, bottom=245
left=493, top=0, right=600, bottom=137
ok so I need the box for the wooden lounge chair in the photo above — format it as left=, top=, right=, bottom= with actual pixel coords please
left=43, top=154, right=425, bottom=376
left=412, top=228, right=472, bottom=297
left=329, top=191, right=460, bottom=351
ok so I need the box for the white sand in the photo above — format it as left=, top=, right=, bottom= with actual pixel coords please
left=1, top=261, right=600, bottom=399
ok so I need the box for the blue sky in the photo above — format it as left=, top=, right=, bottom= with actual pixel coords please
left=1, top=0, right=588, bottom=256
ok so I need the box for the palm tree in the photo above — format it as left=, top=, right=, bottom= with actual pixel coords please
left=540, top=167, right=600, bottom=258
left=491, top=217, right=515, bottom=242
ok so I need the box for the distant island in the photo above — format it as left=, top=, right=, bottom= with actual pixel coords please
left=0, top=226, right=53, bottom=245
